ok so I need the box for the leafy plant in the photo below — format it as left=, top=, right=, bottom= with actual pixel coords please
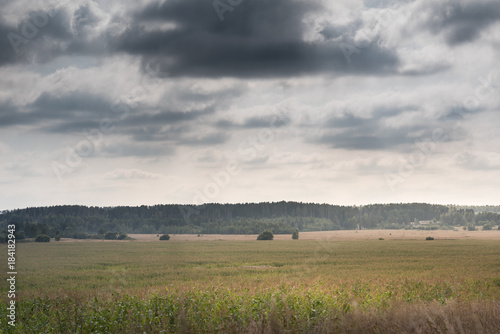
left=104, top=232, right=118, bottom=240
left=159, top=234, right=170, bottom=240
left=257, top=230, right=274, bottom=240
left=117, top=232, right=128, bottom=240
left=72, top=232, right=89, bottom=239
left=34, top=234, right=50, bottom=242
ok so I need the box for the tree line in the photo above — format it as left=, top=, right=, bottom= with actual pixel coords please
left=1, top=202, right=499, bottom=239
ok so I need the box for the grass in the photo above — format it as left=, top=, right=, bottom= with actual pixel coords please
left=1, top=239, right=500, bottom=332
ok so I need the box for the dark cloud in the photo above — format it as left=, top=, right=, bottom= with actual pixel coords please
left=421, top=1, right=500, bottom=45
left=0, top=91, right=109, bottom=129
left=313, top=108, right=456, bottom=151
left=0, top=22, right=20, bottom=66
left=1, top=0, right=401, bottom=77
left=0, top=91, right=217, bottom=139
left=118, top=0, right=400, bottom=78
left=215, top=113, right=291, bottom=129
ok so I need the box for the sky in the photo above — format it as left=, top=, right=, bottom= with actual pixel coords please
left=0, top=0, right=499, bottom=210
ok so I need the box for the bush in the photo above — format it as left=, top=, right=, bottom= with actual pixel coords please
left=72, top=232, right=88, bottom=239
left=467, top=225, right=476, bottom=231
left=117, top=232, right=128, bottom=240
left=159, top=234, right=170, bottom=240
left=425, top=236, right=434, bottom=240
left=257, top=231, right=274, bottom=240
left=482, top=223, right=493, bottom=231
left=55, top=234, right=61, bottom=241
left=34, top=235, right=50, bottom=242
left=379, top=238, right=384, bottom=240
left=292, top=229, right=299, bottom=240
left=104, top=232, right=118, bottom=240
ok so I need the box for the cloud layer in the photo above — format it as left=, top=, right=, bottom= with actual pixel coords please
left=1, top=0, right=499, bottom=209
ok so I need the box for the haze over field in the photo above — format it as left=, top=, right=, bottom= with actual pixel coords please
left=1, top=0, right=500, bottom=210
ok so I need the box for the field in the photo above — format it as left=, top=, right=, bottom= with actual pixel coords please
left=2, top=230, right=500, bottom=333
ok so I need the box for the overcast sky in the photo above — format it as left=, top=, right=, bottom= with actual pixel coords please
left=1, top=0, right=499, bottom=210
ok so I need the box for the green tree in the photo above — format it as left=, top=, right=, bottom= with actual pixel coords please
left=117, top=232, right=128, bottom=240
left=159, top=234, right=170, bottom=240
left=34, top=235, right=50, bottom=242
left=482, top=222, right=494, bottom=230
left=292, top=229, right=299, bottom=240
left=257, top=231, right=274, bottom=240
left=104, top=232, right=118, bottom=240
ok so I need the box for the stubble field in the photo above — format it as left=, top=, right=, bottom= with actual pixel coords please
left=1, top=230, right=500, bottom=333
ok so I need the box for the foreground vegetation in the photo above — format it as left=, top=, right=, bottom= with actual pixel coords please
left=2, top=239, right=500, bottom=332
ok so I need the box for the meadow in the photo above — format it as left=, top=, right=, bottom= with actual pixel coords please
left=1, top=233, right=500, bottom=333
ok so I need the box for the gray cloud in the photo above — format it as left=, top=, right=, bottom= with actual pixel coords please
left=216, top=113, right=291, bottom=129
left=119, top=0, right=400, bottom=78
left=313, top=107, right=460, bottom=151
left=0, top=92, right=109, bottom=130
left=420, top=1, right=500, bottom=45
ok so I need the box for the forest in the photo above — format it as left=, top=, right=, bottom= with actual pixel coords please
left=1, top=202, right=499, bottom=239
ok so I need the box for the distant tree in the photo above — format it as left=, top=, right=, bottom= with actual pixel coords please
left=72, top=232, right=88, bottom=239
left=104, top=232, right=118, bottom=240
left=467, top=224, right=476, bottom=231
left=292, top=229, right=299, bottom=240
left=15, top=231, right=25, bottom=240
left=257, top=231, right=274, bottom=240
left=159, top=234, right=170, bottom=240
left=482, top=222, right=493, bottom=231
left=425, top=236, right=434, bottom=240
left=55, top=234, right=61, bottom=241
left=98, top=228, right=105, bottom=235
left=117, top=232, right=128, bottom=240
left=34, top=235, right=50, bottom=242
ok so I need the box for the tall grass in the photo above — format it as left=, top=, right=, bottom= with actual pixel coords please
left=2, top=285, right=500, bottom=333
left=1, top=239, right=500, bottom=332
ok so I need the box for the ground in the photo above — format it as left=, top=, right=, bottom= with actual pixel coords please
left=56, top=228, right=500, bottom=242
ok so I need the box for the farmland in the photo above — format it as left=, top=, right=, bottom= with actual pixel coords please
left=2, top=231, right=500, bottom=333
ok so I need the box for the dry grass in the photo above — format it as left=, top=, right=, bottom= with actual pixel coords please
left=2, top=236, right=500, bottom=332
left=125, top=229, right=500, bottom=242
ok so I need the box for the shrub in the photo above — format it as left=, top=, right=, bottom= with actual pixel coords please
left=292, top=229, right=299, bottom=240
left=34, top=235, right=50, bottom=242
left=117, top=232, right=128, bottom=240
left=425, top=236, right=434, bottom=240
left=104, top=232, right=118, bottom=240
left=257, top=231, right=274, bottom=240
left=159, top=234, right=170, bottom=240
left=467, top=225, right=476, bottom=231
left=72, top=232, right=88, bottom=239
left=55, top=234, right=61, bottom=241
left=379, top=238, right=384, bottom=240
left=482, top=223, right=493, bottom=231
